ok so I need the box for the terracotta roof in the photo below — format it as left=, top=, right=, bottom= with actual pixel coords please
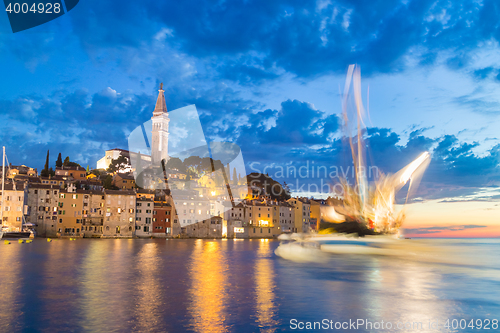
left=104, top=189, right=136, bottom=196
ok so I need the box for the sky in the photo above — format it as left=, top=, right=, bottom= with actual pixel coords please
left=0, top=0, right=499, bottom=237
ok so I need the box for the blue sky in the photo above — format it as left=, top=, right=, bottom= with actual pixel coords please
left=1, top=0, right=500, bottom=209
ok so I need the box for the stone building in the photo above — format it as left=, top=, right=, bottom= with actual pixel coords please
left=287, top=197, right=311, bottom=233
left=57, top=190, right=84, bottom=237
left=55, top=166, right=87, bottom=180
left=81, top=190, right=105, bottom=238
left=113, top=173, right=136, bottom=190
left=26, top=184, right=60, bottom=237
left=102, top=190, right=136, bottom=238
left=182, top=216, right=223, bottom=238
left=279, top=202, right=295, bottom=233
left=135, top=196, right=153, bottom=237
left=152, top=200, right=172, bottom=237
left=0, top=182, right=28, bottom=231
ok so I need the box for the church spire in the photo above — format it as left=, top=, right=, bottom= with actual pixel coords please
left=153, top=82, right=167, bottom=116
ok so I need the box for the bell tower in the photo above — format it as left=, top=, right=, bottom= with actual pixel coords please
left=151, top=83, right=170, bottom=166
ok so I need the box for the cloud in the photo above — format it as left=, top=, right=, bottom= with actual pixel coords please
left=5, top=0, right=500, bottom=86
left=403, top=224, right=488, bottom=235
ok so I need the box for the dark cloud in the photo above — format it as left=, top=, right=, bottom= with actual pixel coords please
left=5, top=0, right=499, bottom=85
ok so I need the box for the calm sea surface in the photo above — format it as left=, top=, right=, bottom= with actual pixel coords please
left=0, top=239, right=499, bottom=332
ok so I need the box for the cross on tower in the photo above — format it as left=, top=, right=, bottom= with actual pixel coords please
left=159, top=82, right=163, bottom=90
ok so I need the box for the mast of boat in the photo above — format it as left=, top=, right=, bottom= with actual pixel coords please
left=1, top=146, right=4, bottom=227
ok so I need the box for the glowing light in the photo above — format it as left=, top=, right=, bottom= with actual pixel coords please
left=259, top=220, right=269, bottom=226
left=337, top=64, right=431, bottom=234
left=234, top=227, right=244, bottom=233
left=400, top=152, right=430, bottom=185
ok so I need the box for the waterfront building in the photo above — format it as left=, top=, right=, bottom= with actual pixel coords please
left=182, top=215, right=223, bottom=238
left=135, top=196, right=153, bottom=237
left=224, top=202, right=247, bottom=238
left=310, top=199, right=322, bottom=231
left=102, top=190, right=136, bottom=238
left=152, top=200, right=172, bottom=237
left=81, top=190, right=105, bottom=238
left=172, top=190, right=211, bottom=231
left=287, top=197, right=311, bottom=233
left=26, top=184, right=59, bottom=237
left=246, top=199, right=280, bottom=238
left=0, top=182, right=28, bottom=231
left=57, top=190, right=84, bottom=237
left=279, top=202, right=295, bottom=233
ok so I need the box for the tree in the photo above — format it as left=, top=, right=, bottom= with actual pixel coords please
left=62, top=156, right=81, bottom=168
left=86, top=165, right=90, bottom=173
left=103, top=174, right=119, bottom=190
left=165, top=157, right=185, bottom=172
left=56, top=153, right=63, bottom=168
left=184, top=156, right=202, bottom=174
left=49, top=167, right=55, bottom=177
left=41, top=150, right=50, bottom=177
left=107, top=155, right=130, bottom=173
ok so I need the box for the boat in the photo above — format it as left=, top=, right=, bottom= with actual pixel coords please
left=0, top=227, right=32, bottom=239
left=0, top=146, right=34, bottom=240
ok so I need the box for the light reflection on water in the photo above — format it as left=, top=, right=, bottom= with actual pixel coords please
left=254, top=240, right=278, bottom=332
left=0, top=239, right=498, bottom=332
left=187, top=240, right=229, bottom=333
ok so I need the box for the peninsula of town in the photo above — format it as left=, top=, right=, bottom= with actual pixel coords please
left=0, top=84, right=341, bottom=239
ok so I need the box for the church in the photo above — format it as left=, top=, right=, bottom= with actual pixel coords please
left=96, top=83, right=170, bottom=171
left=151, top=83, right=170, bottom=166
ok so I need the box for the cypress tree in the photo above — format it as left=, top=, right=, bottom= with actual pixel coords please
left=56, top=153, right=63, bottom=168
left=41, top=150, right=49, bottom=177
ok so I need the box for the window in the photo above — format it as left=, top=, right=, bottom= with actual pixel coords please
left=116, top=226, right=120, bottom=234
left=34, top=190, right=38, bottom=194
